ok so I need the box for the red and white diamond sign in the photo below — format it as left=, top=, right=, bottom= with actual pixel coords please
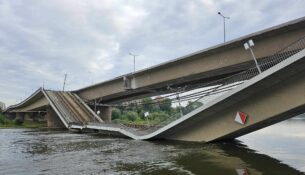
left=236, top=168, right=249, bottom=175
left=235, top=111, right=248, bottom=125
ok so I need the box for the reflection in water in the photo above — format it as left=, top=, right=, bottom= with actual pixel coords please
left=239, top=116, right=305, bottom=172
left=0, top=118, right=304, bottom=175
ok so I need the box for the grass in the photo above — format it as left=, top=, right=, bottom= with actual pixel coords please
left=113, top=118, right=167, bottom=126
left=22, top=120, right=47, bottom=128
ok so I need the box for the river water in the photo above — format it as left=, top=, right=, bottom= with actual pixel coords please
left=1, top=116, right=305, bottom=175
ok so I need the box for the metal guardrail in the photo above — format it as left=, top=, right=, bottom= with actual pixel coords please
left=113, top=35, right=305, bottom=132
left=46, top=91, right=104, bottom=128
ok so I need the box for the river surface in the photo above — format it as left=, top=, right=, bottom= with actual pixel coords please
left=1, top=116, right=305, bottom=175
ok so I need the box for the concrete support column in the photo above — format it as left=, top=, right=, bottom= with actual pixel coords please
left=98, top=106, right=112, bottom=122
left=46, top=106, right=65, bottom=128
left=24, top=112, right=33, bottom=121
left=15, top=112, right=25, bottom=121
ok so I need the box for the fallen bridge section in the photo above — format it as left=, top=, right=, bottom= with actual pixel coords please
left=160, top=50, right=305, bottom=142
left=81, top=39, right=305, bottom=142
left=43, top=90, right=103, bottom=128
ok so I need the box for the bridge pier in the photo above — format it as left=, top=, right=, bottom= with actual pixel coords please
left=15, top=112, right=24, bottom=121
left=24, top=112, right=34, bottom=121
left=46, top=106, right=65, bottom=128
left=98, top=106, right=112, bottom=122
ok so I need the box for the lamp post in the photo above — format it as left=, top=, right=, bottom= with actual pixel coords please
left=218, top=12, right=230, bottom=43
left=62, top=73, right=67, bottom=91
left=244, top=39, right=262, bottom=74
left=129, top=52, right=138, bottom=73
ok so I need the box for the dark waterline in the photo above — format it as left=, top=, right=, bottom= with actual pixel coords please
left=1, top=118, right=305, bottom=175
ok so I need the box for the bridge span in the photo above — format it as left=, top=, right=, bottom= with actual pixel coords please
left=79, top=46, right=305, bottom=142
left=5, top=17, right=305, bottom=142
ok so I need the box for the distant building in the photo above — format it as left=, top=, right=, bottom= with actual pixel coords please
left=0, top=101, right=6, bottom=111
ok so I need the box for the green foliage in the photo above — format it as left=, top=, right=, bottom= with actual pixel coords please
left=14, top=119, right=24, bottom=126
left=112, top=107, right=122, bottom=120
left=112, top=119, right=121, bottom=124
left=0, top=114, right=10, bottom=125
left=0, top=114, right=5, bottom=124
left=159, top=98, right=172, bottom=112
left=142, top=97, right=154, bottom=112
left=182, top=101, right=203, bottom=114
left=150, top=111, right=169, bottom=122
left=125, top=111, right=139, bottom=121
left=112, top=98, right=204, bottom=126
left=0, top=113, right=47, bottom=128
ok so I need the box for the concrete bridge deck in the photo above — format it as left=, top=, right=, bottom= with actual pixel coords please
left=75, top=17, right=305, bottom=104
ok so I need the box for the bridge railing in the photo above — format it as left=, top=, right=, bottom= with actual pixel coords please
left=110, top=35, right=305, bottom=132
left=157, top=35, right=305, bottom=126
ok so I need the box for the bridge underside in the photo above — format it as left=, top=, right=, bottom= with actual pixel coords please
left=76, top=17, right=305, bottom=104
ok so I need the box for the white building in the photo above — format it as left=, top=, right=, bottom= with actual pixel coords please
left=0, top=101, right=6, bottom=111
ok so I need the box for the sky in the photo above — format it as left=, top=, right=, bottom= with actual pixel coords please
left=0, top=0, right=305, bottom=106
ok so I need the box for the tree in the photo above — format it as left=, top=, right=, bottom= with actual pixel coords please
left=150, top=111, right=169, bottom=122
left=112, top=107, right=122, bottom=120
left=14, top=118, right=23, bottom=126
left=126, top=111, right=139, bottom=121
left=183, top=101, right=203, bottom=114
left=159, top=98, right=172, bottom=113
left=0, top=114, right=4, bottom=125
left=142, top=97, right=154, bottom=112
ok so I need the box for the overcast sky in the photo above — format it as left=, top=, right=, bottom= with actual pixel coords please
left=0, top=0, right=305, bottom=106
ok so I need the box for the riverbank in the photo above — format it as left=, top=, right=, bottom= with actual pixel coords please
left=0, top=114, right=47, bottom=129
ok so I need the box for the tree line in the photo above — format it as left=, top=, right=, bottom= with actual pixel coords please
left=111, top=97, right=203, bottom=125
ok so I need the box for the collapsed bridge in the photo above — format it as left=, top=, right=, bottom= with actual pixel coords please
left=5, top=17, right=305, bottom=142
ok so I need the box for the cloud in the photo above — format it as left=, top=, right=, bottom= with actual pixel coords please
left=0, top=0, right=304, bottom=106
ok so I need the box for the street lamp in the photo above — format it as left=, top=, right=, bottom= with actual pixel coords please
left=244, top=39, right=262, bottom=74
left=129, top=52, right=138, bottom=73
left=218, top=12, right=230, bottom=43
left=62, top=73, right=67, bottom=91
